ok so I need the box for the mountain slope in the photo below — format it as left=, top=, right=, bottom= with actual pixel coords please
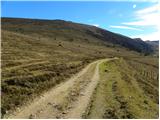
left=145, top=40, right=159, bottom=56
left=2, top=17, right=154, bottom=54
left=2, top=18, right=140, bottom=117
left=146, top=40, right=159, bottom=50
left=1, top=18, right=158, bottom=118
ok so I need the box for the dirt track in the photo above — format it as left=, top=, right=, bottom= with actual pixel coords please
left=7, top=58, right=112, bottom=119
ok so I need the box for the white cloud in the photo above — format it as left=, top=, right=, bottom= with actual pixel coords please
left=110, top=25, right=143, bottom=31
left=123, top=3, right=160, bottom=40
left=136, top=4, right=158, bottom=14
left=131, top=31, right=159, bottom=41
left=123, top=4, right=160, bottom=27
left=92, top=24, right=100, bottom=27
left=133, top=4, right=136, bottom=8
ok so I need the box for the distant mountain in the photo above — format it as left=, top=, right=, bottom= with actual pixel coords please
left=146, top=40, right=159, bottom=47
left=145, top=40, right=159, bottom=56
left=2, top=17, right=154, bottom=54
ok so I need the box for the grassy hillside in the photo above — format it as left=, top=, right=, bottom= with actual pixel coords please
left=1, top=18, right=159, bottom=118
left=1, top=28, right=139, bottom=117
left=2, top=18, right=154, bottom=54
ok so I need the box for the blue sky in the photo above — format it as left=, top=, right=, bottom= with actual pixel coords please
left=1, top=0, right=160, bottom=40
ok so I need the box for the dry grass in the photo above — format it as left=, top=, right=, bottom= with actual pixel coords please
left=87, top=58, right=158, bottom=119
left=1, top=30, right=140, bottom=117
left=1, top=18, right=158, bottom=118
